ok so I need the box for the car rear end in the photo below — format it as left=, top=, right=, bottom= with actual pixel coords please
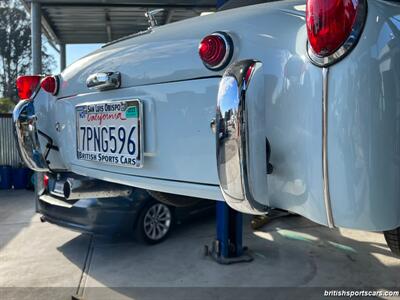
left=15, top=0, right=310, bottom=202
left=214, top=0, right=400, bottom=231
left=35, top=172, right=140, bottom=235
left=13, top=0, right=400, bottom=234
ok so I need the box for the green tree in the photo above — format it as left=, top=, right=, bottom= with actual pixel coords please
left=0, top=0, right=54, bottom=102
left=0, top=97, right=14, bottom=113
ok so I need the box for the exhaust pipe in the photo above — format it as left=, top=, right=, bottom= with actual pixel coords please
left=63, top=177, right=132, bottom=200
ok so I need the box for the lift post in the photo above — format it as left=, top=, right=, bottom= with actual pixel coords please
left=206, top=201, right=253, bottom=264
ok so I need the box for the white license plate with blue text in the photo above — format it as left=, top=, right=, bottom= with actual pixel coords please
left=76, top=100, right=143, bottom=168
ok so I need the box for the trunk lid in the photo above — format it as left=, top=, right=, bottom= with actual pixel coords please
left=58, top=0, right=305, bottom=98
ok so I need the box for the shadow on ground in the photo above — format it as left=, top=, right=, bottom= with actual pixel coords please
left=57, top=214, right=400, bottom=300
left=0, top=190, right=36, bottom=251
left=0, top=191, right=91, bottom=300
left=1, top=190, right=399, bottom=300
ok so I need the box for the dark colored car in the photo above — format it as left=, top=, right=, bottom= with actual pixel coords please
left=37, top=173, right=214, bottom=244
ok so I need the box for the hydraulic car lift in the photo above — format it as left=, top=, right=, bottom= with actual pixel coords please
left=205, top=201, right=292, bottom=264
left=205, top=201, right=253, bottom=264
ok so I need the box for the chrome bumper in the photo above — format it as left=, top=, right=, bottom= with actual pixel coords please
left=216, top=60, right=268, bottom=215
left=13, top=100, right=49, bottom=172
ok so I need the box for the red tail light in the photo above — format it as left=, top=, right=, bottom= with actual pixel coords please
left=199, top=32, right=233, bottom=70
left=16, top=75, right=41, bottom=100
left=306, top=0, right=367, bottom=65
left=41, top=76, right=58, bottom=95
left=43, top=174, right=49, bottom=189
left=245, top=63, right=255, bottom=83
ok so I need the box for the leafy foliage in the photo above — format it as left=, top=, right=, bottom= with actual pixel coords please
left=0, top=97, right=15, bottom=113
left=0, top=0, right=55, bottom=102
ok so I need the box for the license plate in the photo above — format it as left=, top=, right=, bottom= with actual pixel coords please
left=50, top=180, right=65, bottom=197
left=75, top=99, right=143, bottom=168
left=54, top=181, right=64, bottom=194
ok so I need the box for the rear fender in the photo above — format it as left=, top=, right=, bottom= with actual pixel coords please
left=216, top=60, right=269, bottom=214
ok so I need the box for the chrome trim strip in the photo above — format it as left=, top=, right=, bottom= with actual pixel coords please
left=13, top=100, right=50, bottom=172
left=216, top=60, right=268, bottom=215
left=86, top=72, right=121, bottom=90
left=51, top=75, right=60, bottom=96
left=322, top=67, right=334, bottom=228
left=102, top=29, right=151, bottom=48
left=136, top=99, right=144, bottom=167
left=307, top=0, right=368, bottom=67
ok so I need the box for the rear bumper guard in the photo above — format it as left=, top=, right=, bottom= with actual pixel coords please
left=216, top=60, right=268, bottom=215
left=13, top=100, right=49, bottom=172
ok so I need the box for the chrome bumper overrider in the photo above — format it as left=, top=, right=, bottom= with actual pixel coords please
left=216, top=60, right=268, bottom=215
left=13, top=100, right=49, bottom=172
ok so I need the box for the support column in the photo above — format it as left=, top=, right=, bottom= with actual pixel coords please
left=60, top=43, right=66, bottom=71
left=31, top=1, right=42, bottom=74
left=205, top=202, right=253, bottom=264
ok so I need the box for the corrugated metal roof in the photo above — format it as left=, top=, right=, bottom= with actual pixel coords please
left=23, top=0, right=217, bottom=44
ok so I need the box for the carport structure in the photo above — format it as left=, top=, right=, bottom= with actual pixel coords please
left=22, top=0, right=220, bottom=73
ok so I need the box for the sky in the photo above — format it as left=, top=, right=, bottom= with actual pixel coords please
left=47, top=43, right=103, bottom=74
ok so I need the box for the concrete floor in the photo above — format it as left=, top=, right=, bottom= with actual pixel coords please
left=0, top=190, right=399, bottom=300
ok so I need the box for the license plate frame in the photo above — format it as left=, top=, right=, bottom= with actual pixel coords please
left=75, top=99, right=144, bottom=168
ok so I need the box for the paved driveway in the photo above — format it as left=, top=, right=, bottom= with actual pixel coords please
left=1, top=190, right=399, bottom=300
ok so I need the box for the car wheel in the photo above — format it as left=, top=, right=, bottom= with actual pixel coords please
left=135, top=201, right=173, bottom=245
left=384, top=227, right=400, bottom=256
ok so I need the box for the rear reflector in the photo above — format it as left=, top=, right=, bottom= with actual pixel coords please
left=41, top=76, right=58, bottom=95
left=306, top=0, right=367, bottom=66
left=16, top=75, right=41, bottom=100
left=199, top=32, right=233, bottom=70
left=245, top=63, right=255, bottom=83
left=43, top=174, right=49, bottom=189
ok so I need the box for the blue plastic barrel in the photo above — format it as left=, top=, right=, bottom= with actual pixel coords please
left=12, top=167, right=30, bottom=189
left=0, top=165, right=12, bottom=189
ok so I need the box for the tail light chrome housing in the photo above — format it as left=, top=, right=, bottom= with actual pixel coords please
left=199, top=32, right=234, bottom=71
left=306, top=0, right=368, bottom=67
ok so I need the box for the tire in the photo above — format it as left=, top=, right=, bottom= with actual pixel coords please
left=384, top=227, right=400, bottom=256
left=146, top=190, right=201, bottom=207
left=134, top=201, right=173, bottom=245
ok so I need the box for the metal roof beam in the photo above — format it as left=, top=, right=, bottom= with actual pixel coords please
left=164, top=9, right=174, bottom=24
left=22, top=1, right=61, bottom=45
left=26, top=0, right=216, bottom=6
left=23, top=0, right=216, bottom=45
left=40, top=3, right=216, bottom=9
left=105, top=11, right=113, bottom=42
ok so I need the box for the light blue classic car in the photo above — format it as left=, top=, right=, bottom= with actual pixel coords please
left=14, top=0, right=400, bottom=255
